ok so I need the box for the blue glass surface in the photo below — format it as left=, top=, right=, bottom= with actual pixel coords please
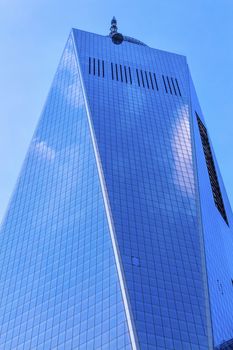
left=190, top=76, right=233, bottom=347
left=0, top=34, right=131, bottom=349
left=1, top=26, right=233, bottom=350
left=74, top=29, right=212, bottom=349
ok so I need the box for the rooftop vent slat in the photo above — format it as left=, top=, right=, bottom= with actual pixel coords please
left=162, top=75, right=168, bottom=93
left=175, top=78, right=182, bottom=96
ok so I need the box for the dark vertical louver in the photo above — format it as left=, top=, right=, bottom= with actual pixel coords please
left=196, top=113, right=228, bottom=225
left=119, top=65, right=123, bottom=82
left=175, top=78, right=181, bottom=96
left=162, top=75, right=168, bottom=93
left=153, top=73, right=159, bottom=91
left=124, top=66, right=128, bottom=83
left=115, top=64, right=118, bottom=81
left=140, top=70, right=145, bottom=88
left=128, top=67, right=132, bottom=84
left=171, top=77, right=177, bottom=95
left=97, top=59, right=100, bottom=77
left=136, top=69, right=140, bottom=87
left=149, top=72, right=154, bottom=90
left=93, top=58, right=96, bottom=75
left=166, top=76, right=172, bottom=94
left=111, top=63, right=114, bottom=80
left=145, top=71, right=149, bottom=89
left=88, top=57, right=91, bottom=74
left=102, top=60, right=104, bottom=77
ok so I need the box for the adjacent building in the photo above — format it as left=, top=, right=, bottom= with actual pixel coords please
left=0, top=18, right=233, bottom=349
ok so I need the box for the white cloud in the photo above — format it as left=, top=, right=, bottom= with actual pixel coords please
left=32, top=140, right=55, bottom=161
left=171, top=105, right=194, bottom=197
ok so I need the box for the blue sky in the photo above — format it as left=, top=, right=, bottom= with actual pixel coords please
left=0, top=0, right=233, bottom=223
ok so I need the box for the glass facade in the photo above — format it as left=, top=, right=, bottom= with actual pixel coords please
left=0, top=35, right=131, bottom=350
left=0, top=26, right=233, bottom=349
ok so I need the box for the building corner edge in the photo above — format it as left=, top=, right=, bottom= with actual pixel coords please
left=71, top=29, right=139, bottom=350
left=186, top=61, right=214, bottom=349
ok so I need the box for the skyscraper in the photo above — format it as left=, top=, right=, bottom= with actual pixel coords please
left=0, top=17, right=233, bottom=349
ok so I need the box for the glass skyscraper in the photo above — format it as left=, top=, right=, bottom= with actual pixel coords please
left=0, top=18, right=233, bottom=350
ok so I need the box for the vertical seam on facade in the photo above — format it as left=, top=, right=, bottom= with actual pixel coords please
left=71, top=31, right=139, bottom=350
left=186, top=62, right=214, bottom=349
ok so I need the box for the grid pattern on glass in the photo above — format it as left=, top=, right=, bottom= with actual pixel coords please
left=189, top=73, right=233, bottom=347
left=74, top=29, right=211, bottom=350
left=0, top=34, right=131, bottom=350
left=196, top=113, right=228, bottom=225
